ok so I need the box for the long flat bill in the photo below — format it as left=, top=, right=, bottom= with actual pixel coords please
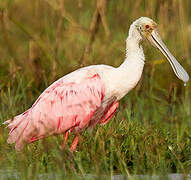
left=149, top=29, right=189, bottom=83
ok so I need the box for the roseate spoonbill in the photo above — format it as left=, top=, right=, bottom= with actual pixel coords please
left=4, top=17, right=189, bottom=151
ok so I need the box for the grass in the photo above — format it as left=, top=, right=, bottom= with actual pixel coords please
left=0, top=0, right=191, bottom=179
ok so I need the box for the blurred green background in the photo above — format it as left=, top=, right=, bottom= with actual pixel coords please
left=0, top=0, right=191, bottom=179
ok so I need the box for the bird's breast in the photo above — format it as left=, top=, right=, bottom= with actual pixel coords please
left=101, top=61, right=144, bottom=101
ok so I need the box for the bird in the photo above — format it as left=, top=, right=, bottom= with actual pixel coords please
left=4, top=17, right=189, bottom=151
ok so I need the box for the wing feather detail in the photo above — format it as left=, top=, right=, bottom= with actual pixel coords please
left=5, top=73, right=105, bottom=150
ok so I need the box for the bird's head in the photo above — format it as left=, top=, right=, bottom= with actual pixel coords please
left=131, top=17, right=189, bottom=83
left=135, top=17, right=157, bottom=42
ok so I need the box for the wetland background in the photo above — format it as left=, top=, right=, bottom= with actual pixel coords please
left=0, top=0, right=191, bottom=179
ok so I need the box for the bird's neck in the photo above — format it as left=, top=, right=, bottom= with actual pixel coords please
left=120, top=39, right=144, bottom=66
left=118, top=32, right=145, bottom=73
left=103, top=26, right=146, bottom=100
left=110, top=33, right=145, bottom=100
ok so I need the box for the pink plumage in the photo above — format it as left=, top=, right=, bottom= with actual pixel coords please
left=5, top=71, right=119, bottom=151
left=4, top=17, right=190, bottom=151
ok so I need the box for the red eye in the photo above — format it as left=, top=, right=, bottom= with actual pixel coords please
left=145, top=25, right=150, bottom=29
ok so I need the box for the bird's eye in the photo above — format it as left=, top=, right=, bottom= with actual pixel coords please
left=145, top=25, right=150, bottom=29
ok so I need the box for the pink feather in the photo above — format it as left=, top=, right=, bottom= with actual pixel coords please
left=5, top=73, right=118, bottom=151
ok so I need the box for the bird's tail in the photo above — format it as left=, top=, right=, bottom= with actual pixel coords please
left=4, top=109, right=31, bottom=151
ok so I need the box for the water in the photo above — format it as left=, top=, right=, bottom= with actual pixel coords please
left=0, top=170, right=191, bottom=180
left=184, top=82, right=187, bottom=87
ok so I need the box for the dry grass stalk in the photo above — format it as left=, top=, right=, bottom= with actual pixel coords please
left=54, top=0, right=64, bottom=57
left=52, top=0, right=65, bottom=80
left=80, top=0, right=110, bottom=66
left=44, top=0, right=89, bottom=39
left=44, top=0, right=80, bottom=27
left=29, top=40, right=43, bottom=85
left=178, top=0, right=189, bottom=59
left=97, top=0, right=110, bottom=37
left=0, top=9, right=19, bottom=63
left=78, top=0, right=83, bottom=8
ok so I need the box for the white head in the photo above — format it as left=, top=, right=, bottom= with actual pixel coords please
left=129, top=17, right=189, bottom=83
left=128, top=17, right=157, bottom=41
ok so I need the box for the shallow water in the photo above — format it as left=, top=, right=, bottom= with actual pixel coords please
left=0, top=170, right=191, bottom=180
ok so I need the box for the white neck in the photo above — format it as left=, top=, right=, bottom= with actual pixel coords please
left=122, top=23, right=145, bottom=66
left=104, top=24, right=145, bottom=100
left=117, top=23, right=145, bottom=77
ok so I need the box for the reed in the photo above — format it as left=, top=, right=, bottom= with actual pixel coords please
left=0, top=0, right=191, bottom=178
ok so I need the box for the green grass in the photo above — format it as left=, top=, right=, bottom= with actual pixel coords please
left=0, top=0, right=191, bottom=179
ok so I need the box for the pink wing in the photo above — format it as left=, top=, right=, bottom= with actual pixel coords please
left=6, top=73, right=105, bottom=151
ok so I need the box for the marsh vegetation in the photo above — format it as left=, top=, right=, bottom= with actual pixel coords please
left=0, top=0, right=191, bottom=179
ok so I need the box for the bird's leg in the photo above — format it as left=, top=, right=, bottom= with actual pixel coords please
left=70, top=136, right=79, bottom=152
left=62, top=130, right=70, bottom=149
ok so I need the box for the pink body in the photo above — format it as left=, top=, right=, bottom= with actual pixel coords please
left=5, top=69, right=119, bottom=151
left=5, top=17, right=189, bottom=151
left=5, top=17, right=152, bottom=151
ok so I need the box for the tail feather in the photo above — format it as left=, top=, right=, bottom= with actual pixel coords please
left=2, top=120, right=11, bottom=125
left=5, top=108, right=49, bottom=151
left=5, top=110, right=31, bottom=150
